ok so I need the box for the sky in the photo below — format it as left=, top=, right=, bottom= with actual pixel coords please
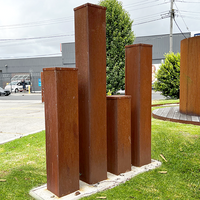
left=0, top=0, right=199, bottom=59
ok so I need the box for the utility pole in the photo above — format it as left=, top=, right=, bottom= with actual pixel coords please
left=170, top=0, right=174, bottom=52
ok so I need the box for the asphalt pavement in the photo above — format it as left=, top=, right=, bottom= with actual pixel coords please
left=0, top=93, right=45, bottom=145
left=0, top=91, right=165, bottom=145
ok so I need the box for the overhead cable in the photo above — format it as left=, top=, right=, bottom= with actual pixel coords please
left=0, top=53, right=62, bottom=59
left=173, top=18, right=187, bottom=38
left=0, top=34, right=74, bottom=43
left=174, top=2, right=189, bottom=31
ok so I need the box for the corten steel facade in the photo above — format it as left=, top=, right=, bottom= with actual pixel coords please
left=180, top=36, right=200, bottom=116
left=43, top=68, right=79, bottom=197
left=107, top=95, right=131, bottom=175
left=125, top=44, right=152, bottom=167
left=74, top=3, right=107, bottom=184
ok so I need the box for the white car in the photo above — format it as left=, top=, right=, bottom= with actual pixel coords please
left=5, top=81, right=23, bottom=93
left=5, top=81, right=31, bottom=93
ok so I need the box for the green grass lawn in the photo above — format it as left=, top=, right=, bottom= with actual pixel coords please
left=0, top=100, right=200, bottom=199
left=152, top=99, right=179, bottom=105
left=0, top=131, right=46, bottom=200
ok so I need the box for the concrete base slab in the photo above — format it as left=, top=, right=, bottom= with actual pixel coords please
left=30, top=159, right=161, bottom=200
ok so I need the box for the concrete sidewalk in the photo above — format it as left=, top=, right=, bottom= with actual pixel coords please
left=0, top=100, right=45, bottom=144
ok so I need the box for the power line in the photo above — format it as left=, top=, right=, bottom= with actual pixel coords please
left=0, top=53, right=62, bottom=59
left=132, top=17, right=165, bottom=26
left=173, top=18, right=187, bottom=38
left=124, top=0, right=160, bottom=8
left=133, top=11, right=168, bottom=21
left=0, top=16, right=73, bottom=30
left=179, top=10, right=200, bottom=14
left=0, top=34, right=74, bottom=43
left=127, top=2, right=169, bottom=12
left=176, top=0, right=200, bottom=3
left=174, top=2, right=189, bottom=31
left=134, top=32, right=190, bottom=43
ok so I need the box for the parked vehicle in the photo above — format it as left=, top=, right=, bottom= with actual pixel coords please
left=17, top=80, right=31, bottom=92
left=0, top=87, right=11, bottom=96
left=5, top=81, right=31, bottom=93
left=5, top=81, right=22, bottom=93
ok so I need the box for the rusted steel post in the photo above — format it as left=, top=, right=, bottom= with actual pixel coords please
left=180, top=36, right=200, bottom=116
left=43, top=67, right=79, bottom=197
left=107, top=95, right=131, bottom=175
left=180, top=38, right=188, bottom=114
left=125, top=44, right=152, bottom=167
left=74, top=3, right=107, bottom=184
left=41, top=72, right=44, bottom=103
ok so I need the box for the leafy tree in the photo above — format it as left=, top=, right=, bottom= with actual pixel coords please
left=154, top=52, right=180, bottom=99
left=99, top=0, right=135, bottom=94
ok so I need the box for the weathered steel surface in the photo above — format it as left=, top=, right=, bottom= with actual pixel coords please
left=180, top=37, right=200, bottom=116
left=41, top=72, right=44, bottom=103
left=74, top=3, right=107, bottom=184
left=43, top=67, right=79, bottom=197
left=107, top=95, right=131, bottom=175
left=125, top=44, right=152, bottom=167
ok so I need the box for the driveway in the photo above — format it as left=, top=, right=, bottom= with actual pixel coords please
left=0, top=99, right=45, bottom=144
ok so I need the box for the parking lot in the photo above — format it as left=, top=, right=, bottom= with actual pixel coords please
left=0, top=90, right=165, bottom=145
left=0, top=94, right=45, bottom=144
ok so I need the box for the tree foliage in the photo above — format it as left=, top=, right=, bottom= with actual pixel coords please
left=154, top=52, right=180, bottom=99
left=99, top=0, right=135, bottom=94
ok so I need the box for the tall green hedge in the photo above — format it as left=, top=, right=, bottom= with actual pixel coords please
left=154, top=52, right=180, bottom=99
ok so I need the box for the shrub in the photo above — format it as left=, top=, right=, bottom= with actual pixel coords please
left=154, top=52, right=180, bottom=99
left=99, top=0, right=135, bottom=94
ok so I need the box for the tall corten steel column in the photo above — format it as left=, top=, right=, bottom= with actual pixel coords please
left=41, top=72, right=44, bottom=103
left=44, top=68, right=79, bottom=197
left=74, top=3, right=107, bottom=184
left=125, top=44, right=152, bottom=167
left=180, top=36, right=200, bottom=116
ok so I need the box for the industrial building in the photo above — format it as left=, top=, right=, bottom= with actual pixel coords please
left=0, top=32, right=191, bottom=91
left=134, top=32, right=191, bottom=64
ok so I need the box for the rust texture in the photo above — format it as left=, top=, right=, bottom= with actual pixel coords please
left=107, top=95, right=131, bottom=175
left=41, top=72, right=44, bottom=103
left=74, top=3, right=107, bottom=184
left=125, top=44, right=152, bottom=167
left=43, top=67, right=79, bottom=197
left=180, top=36, right=200, bottom=116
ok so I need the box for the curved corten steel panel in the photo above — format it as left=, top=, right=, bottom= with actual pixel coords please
left=180, top=36, right=200, bottom=116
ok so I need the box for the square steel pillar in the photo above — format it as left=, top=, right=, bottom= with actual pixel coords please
left=125, top=44, right=152, bottom=167
left=43, top=67, right=79, bottom=197
left=74, top=3, right=107, bottom=184
left=41, top=72, right=44, bottom=103
left=107, top=95, right=131, bottom=175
